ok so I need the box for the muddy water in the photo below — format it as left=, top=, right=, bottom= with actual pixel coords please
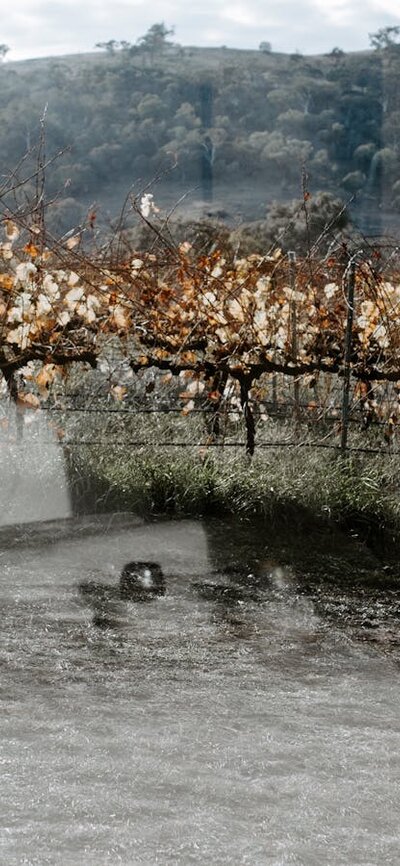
left=1, top=515, right=399, bottom=865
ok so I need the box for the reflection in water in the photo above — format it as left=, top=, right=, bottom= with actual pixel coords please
left=1, top=516, right=400, bottom=866
left=78, top=579, right=123, bottom=630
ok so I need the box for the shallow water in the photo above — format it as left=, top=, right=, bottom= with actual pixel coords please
left=1, top=515, right=399, bottom=865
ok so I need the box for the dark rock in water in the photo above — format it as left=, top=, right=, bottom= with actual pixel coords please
left=119, top=561, right=166, bottom=600
left=77, top=563, right=165, bottom=631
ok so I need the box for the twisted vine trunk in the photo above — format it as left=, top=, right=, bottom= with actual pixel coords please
left=206, top=370, right=228, bottom=441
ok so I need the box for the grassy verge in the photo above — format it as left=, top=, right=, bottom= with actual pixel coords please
left=54, top=391, right=400, bottom=563
left=64, top=427, right=400, bottom=557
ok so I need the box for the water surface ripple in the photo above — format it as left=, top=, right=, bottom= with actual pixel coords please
left=1, top=516, right=399, bottom=865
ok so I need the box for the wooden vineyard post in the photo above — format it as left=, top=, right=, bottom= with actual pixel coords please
left=341, top=259, right=356, bottom=455
left=288, top=251, right=300, bottom=421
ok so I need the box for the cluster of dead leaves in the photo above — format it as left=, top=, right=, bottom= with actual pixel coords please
left=1, top=221, right=400, bottom=413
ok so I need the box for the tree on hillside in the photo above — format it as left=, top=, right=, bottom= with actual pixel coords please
left=137, top=23, right=175, bottom=63
left=0, top=44, right=9, bottom=60
left=94, top=40, right=119, bottom=55
left=369, top=26, right=400, bottom=50
left=230, top=192, right=349, bottom=255
left=329, top=47, right=345, bottom=58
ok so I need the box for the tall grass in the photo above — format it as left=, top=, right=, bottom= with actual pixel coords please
left=64, top=418, right=400, bottom=537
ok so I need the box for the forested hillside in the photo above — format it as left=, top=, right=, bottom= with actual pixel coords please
left=1, top=35, right=400, bottom=237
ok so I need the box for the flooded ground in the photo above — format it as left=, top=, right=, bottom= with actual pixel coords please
left=1, top=514, right=399, bottom=865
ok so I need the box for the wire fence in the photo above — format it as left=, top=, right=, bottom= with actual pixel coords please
left=1, top=393, right=398, bottom=457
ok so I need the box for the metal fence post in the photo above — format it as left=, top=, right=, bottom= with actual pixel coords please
left=341, top=258, right=356, bottom=455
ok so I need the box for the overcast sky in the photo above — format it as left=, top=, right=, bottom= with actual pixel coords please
left=3, top=0, right=400, bottom=62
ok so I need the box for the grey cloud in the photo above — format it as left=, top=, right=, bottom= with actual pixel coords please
left=3, top=0, right=400, bottom=61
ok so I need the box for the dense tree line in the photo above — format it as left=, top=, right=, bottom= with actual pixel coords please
left=1, top=38, right=400, bottom=235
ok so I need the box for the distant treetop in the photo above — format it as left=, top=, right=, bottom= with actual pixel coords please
left=138, top=23, right=175, bottom=51
left=369, top=26, right=400, bottom=50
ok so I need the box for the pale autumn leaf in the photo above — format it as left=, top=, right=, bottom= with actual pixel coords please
left=6, top=323, right=31, bottom=349
left=36, top=365, right=58, bottom=393
left=234, top=257, right=251, bottom=275
left=211, top=258, right=225, bottom=278
left=181, top=399, right=195, bottom=415
left=76, top=297, right=99, bottom=323
left=110, top=385, right=127, bottom=402
left=186, top=379, right=205, bottom=394
left=256, top=276, right=271, bottom=292
left=153, top=348, right=169, bottom=360
left=66, top=235, right=80, bottom=250
left=374, top=324, right=390, bottom=348
left=42, top=273, right=60, bottom=299
left=284, top=288, right=304, bottom=302
left=5, top=220, right=19, bottom=242
left=23, top=241, right=39, bottom=257
left=65, top=286, right=85, bottom=309
left=57, top=310, right=71, bottom=326
left=254, top=330, right=269, bottom=347
left=254, top=309, right=267, bottom=328
left=15, top=262, right=37, bottom=283
left=140, top=193, right=159, bottom=219
left=36, top=294, right=53, bottom=316
left=275, top=326, right=287, bottom=350
left=228, top=299, right=244, bottom=321
left=0, top=273, right=14, bottom=291
left=215, top=327, right=229, bottom=343
left=19, top=361, right=36, bottom=380
left=131, top=258, right=143, bottom=272
left=180, top=351, right=198, bottom=364
left=112, top=304, right=129, bottom=329
left=7, top=292, right=34, bottom=325
left=202, top=291, right=217, bottom=307
left=324, top=282, right=338, bottom=299
left=16, top=392, right=40, bottom=410
left=67, top=272, right=80, bottom=287
left=0, top=242, right=13, bottom=260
